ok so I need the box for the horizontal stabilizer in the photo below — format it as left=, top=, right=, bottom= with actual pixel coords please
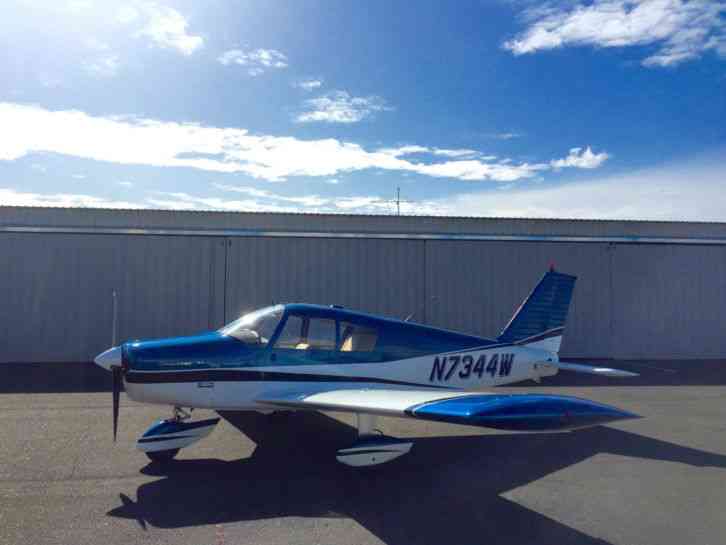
left=554, top=361, right=638, bottom=378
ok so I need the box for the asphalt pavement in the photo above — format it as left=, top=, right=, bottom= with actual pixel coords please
left=1, top=385, right=725, bottom=545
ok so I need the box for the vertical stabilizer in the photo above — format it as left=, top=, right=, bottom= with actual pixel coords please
left=497, top=269, right=577, bottom=353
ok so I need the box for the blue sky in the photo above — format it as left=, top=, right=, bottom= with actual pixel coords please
left=1, top=0, right=724, bottom=219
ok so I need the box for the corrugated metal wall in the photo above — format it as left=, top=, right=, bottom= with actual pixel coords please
left=424, top=240, right=614, bottom=358
left=225, top=238, right=425, bottom=322
left=1, top=228, right=724, bottom=361
left=610, top=244, right=726, bottom=359
left=0, top=233, right=225, bottom=362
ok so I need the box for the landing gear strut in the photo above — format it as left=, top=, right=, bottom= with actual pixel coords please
left=137, top=406, right=220, bottom=464
left=335, top=413, right=414, bottom=467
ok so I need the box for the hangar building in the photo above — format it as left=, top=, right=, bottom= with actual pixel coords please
left=2, top=206, right=725, bottom=362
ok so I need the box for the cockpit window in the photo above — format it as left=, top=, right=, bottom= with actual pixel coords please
left=275, top=315, right=305, bottom=349
left=219, top=305, right=283, bottom=346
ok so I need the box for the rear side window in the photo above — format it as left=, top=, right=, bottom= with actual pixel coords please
left=340, top=322, right=378, bottom=352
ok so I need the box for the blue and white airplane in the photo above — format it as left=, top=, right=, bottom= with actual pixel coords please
left=94, top=268, right=638, bottom=467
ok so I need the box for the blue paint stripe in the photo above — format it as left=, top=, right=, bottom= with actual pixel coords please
left=126, top=369, right=453, bottom=390
left=406, top=393, right=638, bottom=431
left=138, top=435, right=195, bottom=444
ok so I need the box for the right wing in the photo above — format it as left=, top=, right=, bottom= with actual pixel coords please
left=258, top=388, right=639, bottom=432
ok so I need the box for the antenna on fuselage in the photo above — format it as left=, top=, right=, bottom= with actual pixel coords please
left=402, top=295, right=438, bottom=324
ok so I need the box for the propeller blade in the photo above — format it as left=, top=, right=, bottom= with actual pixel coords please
left=112, top=365, right=121, bottom=442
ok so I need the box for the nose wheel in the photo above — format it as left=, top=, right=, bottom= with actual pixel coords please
left=137, top=407, right=220, bottom=464
left=145, top=448, right=180, bottom=463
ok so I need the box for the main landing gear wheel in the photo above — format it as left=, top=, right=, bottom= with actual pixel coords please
left=145, top=448, right=179, bottom=463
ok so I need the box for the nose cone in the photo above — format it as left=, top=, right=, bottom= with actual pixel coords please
left=94, top=346, right=122, bottom=371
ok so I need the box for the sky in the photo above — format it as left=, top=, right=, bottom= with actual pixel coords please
left=0, top=0, right=724, bottom=220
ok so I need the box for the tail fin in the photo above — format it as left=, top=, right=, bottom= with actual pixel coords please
left=497, top=269, right=577, bottom=353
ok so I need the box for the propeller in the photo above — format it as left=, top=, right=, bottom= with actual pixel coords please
left=112, top=365, right=123, bottom=441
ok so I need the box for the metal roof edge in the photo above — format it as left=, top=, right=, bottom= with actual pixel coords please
left=3, top=224, right=726, bottom=245
left=2, top=204, right=726, bottom=225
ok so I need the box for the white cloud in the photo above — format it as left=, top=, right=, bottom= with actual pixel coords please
left=504, top=0, right=726, bottom=67
left=68, top=0, right=95, bottom=13
left=377, top=145, right=430, bottom=157
left=379, top=146, right=491, bottom=160
left=124, top=2, right=204, bottom=56
left=116, top=4, right=140, bottom=24
left=143, top=189, right=445, bottom=215
left=440, top=157, right=726, bottom=220
left=213, top=183, right=330, bottom=207
left=432, top=148, right=482, bottom=158
left=550, top=146, right=609, bottom=169
left=486, top=132, right=521, bottom=140
left=30, top=163, right=47, bottom=173
left=71, top=173, right=87, bottom=180
left=117, top=180, right=134, bottom=187
left=83, top=55, right=121, bottom=78
left=411, top=159, right=548, bottom=182
left=296, top=91, right=392, bottom=123
left=217, top=48, right=288, bottom=76
left=0, top=102, right=608, bottom=183
left=146, top=191, right=302, bottom=213
left=294, top=79, right=323, bottom=91
left=333, top=196, right=444, bottom=215
left=0, top=187, right=141, bottom=209
left=326, top=178, right=340, bottom=184
left=6, top=157, right=723, bottom=219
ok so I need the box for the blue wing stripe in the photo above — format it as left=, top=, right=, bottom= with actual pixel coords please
left=405, top=394, right=639, bottom=431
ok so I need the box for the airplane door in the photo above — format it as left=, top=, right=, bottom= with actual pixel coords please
left=305, top=348, right=336, bottom=365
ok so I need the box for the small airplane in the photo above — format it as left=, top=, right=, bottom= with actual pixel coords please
left=94, top=267, right=639, bottom=467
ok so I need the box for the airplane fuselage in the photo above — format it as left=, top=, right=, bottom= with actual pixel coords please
left=123, top=337, right=559, bottom=411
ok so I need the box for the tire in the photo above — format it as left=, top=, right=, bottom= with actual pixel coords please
left=145, top=448, right=180, bottom=463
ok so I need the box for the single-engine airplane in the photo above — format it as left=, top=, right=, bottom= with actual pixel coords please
left=94, top=268, right=639, bottom=467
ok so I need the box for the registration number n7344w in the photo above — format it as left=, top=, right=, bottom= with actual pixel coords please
left=429, top=353, right=514, bottom=383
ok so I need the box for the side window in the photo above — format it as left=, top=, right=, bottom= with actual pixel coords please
left=274, top=315, right=336, bottom=351
left=339, top=322, right=378, bottom=352
left=275, top=315, right=305, bottom=349
left=306, top=318, right=337, bottom=350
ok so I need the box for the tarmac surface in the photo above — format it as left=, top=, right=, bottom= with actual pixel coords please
left=1, top=385, right=725, bottom=545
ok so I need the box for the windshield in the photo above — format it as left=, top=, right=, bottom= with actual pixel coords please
left=219, top=305, right=284, bottom=345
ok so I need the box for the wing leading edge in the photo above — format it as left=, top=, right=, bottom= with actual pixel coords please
left=258, top=389, right=639, bottom=432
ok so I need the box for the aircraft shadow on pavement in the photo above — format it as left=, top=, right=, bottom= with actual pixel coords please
left=107, top=411, right=726, bottom=545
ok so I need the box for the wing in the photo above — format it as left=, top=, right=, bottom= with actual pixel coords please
left=258, top=388, right=639, bottom=432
